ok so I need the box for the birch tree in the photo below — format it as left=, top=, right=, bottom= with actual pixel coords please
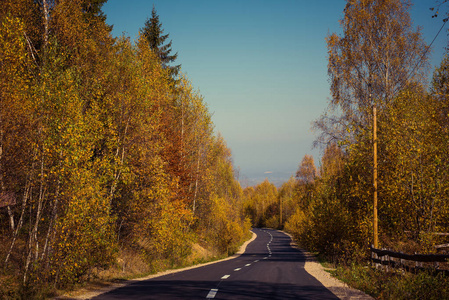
left=315, top=0, right=428, bottom=146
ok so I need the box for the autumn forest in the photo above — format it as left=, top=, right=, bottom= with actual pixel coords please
left=2, top=0, right=449, bottom=298
left=1, top=0, right=252, bottom=296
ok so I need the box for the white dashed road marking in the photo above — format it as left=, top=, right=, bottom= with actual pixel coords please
left=206, top=230, right=275, bottom=298
left=206, top=288, right=218, bottom=298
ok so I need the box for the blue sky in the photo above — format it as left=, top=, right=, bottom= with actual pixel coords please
left=103, top=0, right=447, bottom=187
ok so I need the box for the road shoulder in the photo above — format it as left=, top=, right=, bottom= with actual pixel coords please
left=301, top=250, right=374, bottom=300
left=282, top=230, right=374, bottom=300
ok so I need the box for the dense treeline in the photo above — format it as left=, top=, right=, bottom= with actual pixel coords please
left=247, top=0, right=449, bottom=266
left=0, top=1, right=249, bottom=297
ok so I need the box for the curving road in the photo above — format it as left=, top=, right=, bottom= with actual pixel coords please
left=93, top=228, right=339, bottom=299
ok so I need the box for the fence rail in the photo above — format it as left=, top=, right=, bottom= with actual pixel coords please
left=370, top=246, right=449, bottom=275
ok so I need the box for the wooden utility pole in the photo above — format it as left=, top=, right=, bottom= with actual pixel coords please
left=373, top=105, right=378, bottom=248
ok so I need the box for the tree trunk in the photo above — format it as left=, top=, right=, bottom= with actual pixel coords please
left=23, top=152, right=45, bottom=283
left=4, top=177, right=32, bottom=267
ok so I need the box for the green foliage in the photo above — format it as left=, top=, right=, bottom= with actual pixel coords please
left=140, top=5, right=180, bottom=78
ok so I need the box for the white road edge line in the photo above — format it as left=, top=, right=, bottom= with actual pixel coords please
left=206, top=288, right=218, bottom=299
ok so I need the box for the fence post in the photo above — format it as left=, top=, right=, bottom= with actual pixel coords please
left=400, top=252, right=404, bottom=271
left=371, top=245, right=379, bottom=269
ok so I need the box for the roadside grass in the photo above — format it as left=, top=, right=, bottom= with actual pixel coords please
left=0, top=230, right=253, bottom=300
left=54, top=243, right=218, bottom=299
left=285, top=230, right=449, bottom=300
left=55, top=231, right=254, bottom=299
left=327, top=261, right=449, bottom=300
left=314, top=252, right=334, bottom=269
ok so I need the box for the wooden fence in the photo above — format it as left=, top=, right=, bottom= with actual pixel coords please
left=370, top=246, right=449, bottom=275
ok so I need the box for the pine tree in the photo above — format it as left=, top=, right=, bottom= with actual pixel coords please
left=141, top=5, right=180, bottom=79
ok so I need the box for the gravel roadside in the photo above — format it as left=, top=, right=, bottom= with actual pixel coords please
left=301, top=249, right=374, bottom=300
left=283, top=230, right=374, bottom=300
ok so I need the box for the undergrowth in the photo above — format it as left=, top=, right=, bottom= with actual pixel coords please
left=331, top=262, right=449, bottom=300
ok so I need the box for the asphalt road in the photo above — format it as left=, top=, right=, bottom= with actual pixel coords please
left=92, top=228, right=339, bottom=299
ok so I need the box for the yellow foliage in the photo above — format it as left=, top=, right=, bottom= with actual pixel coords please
left=0, top=3, right=251, bottom=295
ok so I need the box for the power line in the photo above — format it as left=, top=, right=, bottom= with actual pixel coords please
left=396, top=18, right=448, bottom=94
left=412, top=18, right=447, bottom=75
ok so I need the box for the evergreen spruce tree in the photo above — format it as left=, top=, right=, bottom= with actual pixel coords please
left=141, top=5, right=180, bottom=79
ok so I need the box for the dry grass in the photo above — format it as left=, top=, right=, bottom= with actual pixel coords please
left=56, top=242, right=220, bottom=299
left=185, top=243, right=216, bottom=264
left=56, top=232, right=256, bottom=299
left=95, top=248, right=151, bottom=281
